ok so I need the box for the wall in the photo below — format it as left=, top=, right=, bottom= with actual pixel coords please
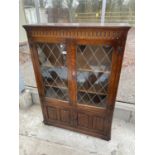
left=19, top=0, right=27, bottom=43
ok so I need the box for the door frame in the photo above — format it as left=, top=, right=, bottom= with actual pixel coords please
left=72, top=39, right=118, bottom=112
left=29, top=39, right=75, bottom=107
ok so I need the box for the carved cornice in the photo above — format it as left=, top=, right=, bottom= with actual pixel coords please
left=28, top=29, right=124, bottom=40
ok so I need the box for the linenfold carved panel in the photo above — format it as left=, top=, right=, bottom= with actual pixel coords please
left=28, top=29, right=123, bottom=40
left=47, top=107, right=57, bottom=120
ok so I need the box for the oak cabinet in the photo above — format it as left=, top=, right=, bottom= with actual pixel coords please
left=24, top=23, right=130, bottom=140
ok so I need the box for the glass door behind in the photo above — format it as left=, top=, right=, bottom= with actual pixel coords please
left=76, top=44, right=113, bottom=108
left=37, top=43, right=69, bottom=102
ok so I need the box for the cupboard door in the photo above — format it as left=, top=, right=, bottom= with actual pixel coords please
left=76, top=44, right=113, bottom=108
left=36, top=43, right=69, bottom=102
left=46, top=105, right=72, bottom=125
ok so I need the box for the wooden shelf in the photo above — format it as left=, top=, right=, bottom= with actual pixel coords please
left=78, top=68, right=110, bottom=74
left=44, top=82, right=67, bottom=90
left=41, top=60, right=110, bottom=74
left=78, top=89, right=107, bottom=96
left=41, top=64, right=110, bottom=74
left=41, top=64, right=66, bottom=68
left=44, top=82, right=107, bottom=96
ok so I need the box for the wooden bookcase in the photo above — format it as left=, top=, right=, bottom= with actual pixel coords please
left=23, top=23, right=130, bottom=140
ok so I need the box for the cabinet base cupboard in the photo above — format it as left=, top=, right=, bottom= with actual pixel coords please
left=23, top=23, right=130, bottom=140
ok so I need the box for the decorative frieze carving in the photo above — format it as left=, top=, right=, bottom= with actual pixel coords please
left=28, top=29, right=123, bottom=40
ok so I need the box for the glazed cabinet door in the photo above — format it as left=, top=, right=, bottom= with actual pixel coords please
left=73, top=42, right=114, bottom=134
left=76, top=44, right=113, bottom=108
left=37, top=42, right=69, bottom=101
left=34, top=41, right=76, bottom=126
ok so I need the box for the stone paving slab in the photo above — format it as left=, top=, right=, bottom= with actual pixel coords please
left=19, top=105, right=135, bottom=155
left=20, top=135, right=98, bottom=155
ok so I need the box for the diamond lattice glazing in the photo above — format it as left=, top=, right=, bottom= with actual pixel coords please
left=76, top=45, right=113, bottom=107
left=37, top=43, right=68, bottom=101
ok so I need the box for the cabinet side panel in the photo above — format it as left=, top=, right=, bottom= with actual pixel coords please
left=105, top=31, right=129, bottom=139
left=26, top=34, right=46, bottom=121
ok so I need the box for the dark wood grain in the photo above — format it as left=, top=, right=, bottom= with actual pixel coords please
left=24, top=23, right=130, bottom=140
left=66, top=39, right=77, bottom=106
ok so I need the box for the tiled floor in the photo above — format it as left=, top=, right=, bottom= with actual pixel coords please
left=20, top=105, right=135, bottom=155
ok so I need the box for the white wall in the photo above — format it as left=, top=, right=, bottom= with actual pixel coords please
left=19, top=0, right=27, bottom=43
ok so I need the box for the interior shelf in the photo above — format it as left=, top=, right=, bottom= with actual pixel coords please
left=41, top=63, right=66, bottom=69
left=44, top=83, right=107, bottom=95
left=45, top=85, right=107, bottom=105
left=41, top=63, right=111, bottom=74
left=78, top=89, right=107, bottom=95
left=45, top=84, right=67, bottom=90
left=78, top=68, right=110, bottom=73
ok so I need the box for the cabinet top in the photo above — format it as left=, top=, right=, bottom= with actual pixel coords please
left=23, top=23, right=131, bottom=29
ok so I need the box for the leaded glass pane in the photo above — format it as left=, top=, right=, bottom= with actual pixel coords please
left=37, top=43, right=69, bottom=101
left=76, top=45, right=113, bottom=107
